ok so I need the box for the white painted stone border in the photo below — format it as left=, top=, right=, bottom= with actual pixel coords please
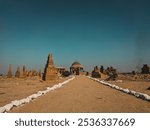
left=88, top=76, right=150, bottom=102
left=0, top=76, right=75, bottom=113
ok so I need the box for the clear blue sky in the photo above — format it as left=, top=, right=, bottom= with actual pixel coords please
left=0, top=0, right=150, bottom=74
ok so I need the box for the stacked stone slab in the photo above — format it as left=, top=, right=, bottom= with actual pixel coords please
left=43, top=53, right=58, bottom=81
left=92, top=66, right=101, bottom=78
left=106, top=66, right=118, bottom=81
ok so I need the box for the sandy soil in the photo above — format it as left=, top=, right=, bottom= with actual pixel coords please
left=10, top=76, right=150, bottom=113
left=109, top=81, right=150, bottom=95
left=0, top=76, right=69, bottom=107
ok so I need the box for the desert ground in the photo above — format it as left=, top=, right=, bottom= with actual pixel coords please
left=0, top=75, right=148, bottom=113
left=0, top=76, right=69, bottom=107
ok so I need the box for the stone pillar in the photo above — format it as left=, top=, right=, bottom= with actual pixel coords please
left=7, top=64, right=13, bottom=78
left=23, top=65, right=26, bottom=78
left=15, top=66, right=21, bottom=78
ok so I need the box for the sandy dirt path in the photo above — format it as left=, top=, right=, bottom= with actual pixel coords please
left=11, top=76, right=150, bottom=113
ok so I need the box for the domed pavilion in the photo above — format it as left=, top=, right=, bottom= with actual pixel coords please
left=70, top=61, right=84, bottom=75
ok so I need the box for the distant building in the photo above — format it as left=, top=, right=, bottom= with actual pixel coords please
left=141, top=64, right=150, bottom=74
left=43, top=53, right=58, bottom=81
left=70, top=61, right=85, bottom=75
left=56, top=67, right=65, bottom=75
